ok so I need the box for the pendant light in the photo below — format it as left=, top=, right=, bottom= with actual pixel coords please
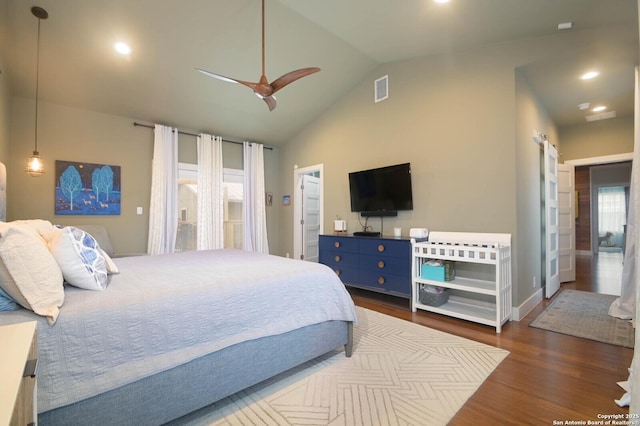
left=26, top=6, right=48, bottom=177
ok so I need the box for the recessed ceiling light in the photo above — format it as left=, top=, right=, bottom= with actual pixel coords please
left=592, top=105, right=607, bottom=112
left=580, top=71, right=599, bottom=80
left=558, top=22, right=573, bottom=30
left=578, top=102, right=591, bottom=110
left=114, top=42, right=132, bottom=56
left=433, top=0, right=450, bottom=3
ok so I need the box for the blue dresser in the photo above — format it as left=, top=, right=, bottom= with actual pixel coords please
left=319, top=234, right=413, bottom=298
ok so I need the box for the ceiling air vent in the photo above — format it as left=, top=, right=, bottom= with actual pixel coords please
left=585, top=111, right=616, bottom=122
left=374, top=75, right=388, bottom=103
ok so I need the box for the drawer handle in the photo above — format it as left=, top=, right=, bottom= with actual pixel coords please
left=334, top=241, right=341, bottom=248
left=378, top=260, right=385, bottom=269
left=378, top=277, right=385, bottom=285
left=335, top=255, right=341, bottom=262
left=334, top=269, right=342, bottom=276
left=23, top=358, right=38, bottom=378
left=377, top=244, right=385, bottom=253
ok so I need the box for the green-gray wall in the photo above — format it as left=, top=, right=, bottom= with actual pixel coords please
left=6, top=98, right=280, bottom=254
left=0, top=0, right=10, bottom=164
left=278, top=25, right=635, bottom=312
left=560, top=116, right=634, bottom=161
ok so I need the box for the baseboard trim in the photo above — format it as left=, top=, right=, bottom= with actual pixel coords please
left=512, top=288, right=544, bottom=321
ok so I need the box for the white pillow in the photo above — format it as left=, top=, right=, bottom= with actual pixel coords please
left=11, top=219, right=56, bottom=243
left=49, top=227, right=109, bottom=291
left=0, top=226, right=64, bottom=324
left=99, top=247, right=119, bottom=275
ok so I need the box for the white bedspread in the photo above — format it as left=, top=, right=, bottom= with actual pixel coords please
left=0, top=249, right=357, bottom=412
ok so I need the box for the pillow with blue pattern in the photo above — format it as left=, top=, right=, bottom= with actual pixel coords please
left=0, top=286, right=19, bottom=311
left=49, top=226, right=109, bottom=291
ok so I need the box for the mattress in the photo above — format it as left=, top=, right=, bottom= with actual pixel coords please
left=0, top=249, right=357, bottom=413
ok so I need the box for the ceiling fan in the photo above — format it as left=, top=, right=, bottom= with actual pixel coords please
left=196, top=0, right=320, bottom=111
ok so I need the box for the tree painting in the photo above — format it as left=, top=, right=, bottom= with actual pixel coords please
left=60, top=166, right=82, bottom=210
left=55, top=160, right=121, bottom=215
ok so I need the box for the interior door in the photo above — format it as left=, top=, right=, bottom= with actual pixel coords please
left=544, top=140, right=561, bottom=298
left=300, top=174, right=321, bottom=261
left=558, top=163, right=576, bottom=282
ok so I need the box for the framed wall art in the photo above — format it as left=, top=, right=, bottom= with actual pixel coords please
left=55, top=160, right=121, bottom=215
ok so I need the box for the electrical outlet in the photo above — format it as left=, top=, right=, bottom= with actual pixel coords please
left=533, top=276, right=537, bottom=288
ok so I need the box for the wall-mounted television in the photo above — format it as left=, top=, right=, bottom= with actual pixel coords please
left=348, top=163, right=413, bottom=217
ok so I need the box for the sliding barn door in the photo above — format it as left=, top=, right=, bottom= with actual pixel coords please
left=558, top=163, right=576, bottom=283
left=544, top=140, right=561, bottom=298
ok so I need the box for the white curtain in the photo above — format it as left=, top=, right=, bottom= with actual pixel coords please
left=147, top=124, right=179, bottom=254
left=614, top=66, right=639, bottom=411
left=242, top=141, right=269, bottom=253
left=610, top=68, right=639, bottom=321
left=196, top=133, right=224, bottom=250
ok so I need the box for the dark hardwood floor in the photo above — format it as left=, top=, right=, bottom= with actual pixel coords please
left=349, top=251, right=633, bottom=425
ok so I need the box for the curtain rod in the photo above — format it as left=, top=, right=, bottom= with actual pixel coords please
left=133, top=122, right=273, bottom=150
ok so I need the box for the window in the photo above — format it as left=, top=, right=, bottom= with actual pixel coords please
left=597, top=186, right=627, bottom=249
left=176, top=163, right=243, bottom=251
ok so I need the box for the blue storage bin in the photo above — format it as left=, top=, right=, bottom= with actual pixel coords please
left=421, top=261, right=455, bottom=281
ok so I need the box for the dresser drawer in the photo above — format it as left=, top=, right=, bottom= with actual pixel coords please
left=359, top=270, right=408, bottom=295
left=359, top=254, right=410, bottom=276
left=358, top=238, right=409, bottom=258
left=319, top=236, right=359, bottom=253
left=319, top=250, right=359, bottom=269
left=330, top=266, right=358, bottom=285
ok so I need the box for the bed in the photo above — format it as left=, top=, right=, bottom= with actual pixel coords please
left=0, top=221, right=357, bottom=425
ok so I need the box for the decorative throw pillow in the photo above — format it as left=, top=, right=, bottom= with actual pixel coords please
left=49, top=226, right=109, bottom=291
left=0, top=226, right=64, bottom=324
left=74, top=225, right=115, bottom=258
left=11, top=219, right=56, bottom=243
left=0, top=286, right=19, bottom=311
left=99, top=247, right=119, bottom=275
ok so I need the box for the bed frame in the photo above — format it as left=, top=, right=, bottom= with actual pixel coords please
left=39, top=320, right=353, bottom=425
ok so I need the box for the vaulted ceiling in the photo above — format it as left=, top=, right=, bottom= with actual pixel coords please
left=2, top=0, right=638, bottom=145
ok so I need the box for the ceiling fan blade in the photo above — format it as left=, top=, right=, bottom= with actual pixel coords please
left=196, top=0, right=318, bottom=111
left=263, top=95, right=277, bottom=111
left=196, top=68, right=259, bottom=91
left=270, top=67, right=321, bottom=94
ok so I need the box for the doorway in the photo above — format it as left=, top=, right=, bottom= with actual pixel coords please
left=293, top=164, right=324, bottom=262
left=565, top=154, right=633, bottom=296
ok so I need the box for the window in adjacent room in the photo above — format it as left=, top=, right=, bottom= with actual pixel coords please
left=176, top=163, right=244, bottom=251
left=597, top=185, right=627, bottom=251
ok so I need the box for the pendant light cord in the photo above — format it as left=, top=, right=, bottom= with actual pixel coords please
left=34, top=16, right=41, bottom=153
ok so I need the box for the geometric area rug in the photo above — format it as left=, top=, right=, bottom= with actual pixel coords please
left=529, top=289, right=635, bottom=348
left=172, top=306, right=510, bottom=426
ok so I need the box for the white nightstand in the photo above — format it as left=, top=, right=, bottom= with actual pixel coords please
left=0, top=322, right=38, bottom=426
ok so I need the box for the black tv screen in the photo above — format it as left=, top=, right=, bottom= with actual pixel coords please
left=349, top=163, right=413, bottom=214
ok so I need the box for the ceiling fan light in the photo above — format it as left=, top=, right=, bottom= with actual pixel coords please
left=26, top=151, right=45, bottom=177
